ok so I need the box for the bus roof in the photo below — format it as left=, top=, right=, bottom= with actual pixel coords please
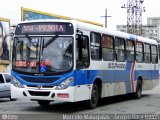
left=76, top=21, right=158, bottom=45
left=17, top=19, right=158, bottom=45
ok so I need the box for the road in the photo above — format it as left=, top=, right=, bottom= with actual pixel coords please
left=0, top=84, right=160, bottom=120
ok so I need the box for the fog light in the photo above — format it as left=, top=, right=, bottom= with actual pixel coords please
left=23, top=91, right=27, bottom=96
left=51, top=93, right=55, bottom=98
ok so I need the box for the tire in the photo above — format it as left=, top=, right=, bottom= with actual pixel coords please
left=134, top=80, right=142, bottom=99
left=10, top=96, right=17, bottom=101
left=37, top=100, right=50, bottom=107
left=85, top=84, right=99, bottom=109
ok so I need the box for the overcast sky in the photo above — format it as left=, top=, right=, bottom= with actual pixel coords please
left=0, top=0, right=160, bottom=30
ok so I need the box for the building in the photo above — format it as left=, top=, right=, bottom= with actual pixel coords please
left=142, top=25, right=159, bottom=41
left=117, top=17, right=160, bottom=42
left=147, top=17, right=160, bottom=42
left=147, top=17, right=160, bottom=26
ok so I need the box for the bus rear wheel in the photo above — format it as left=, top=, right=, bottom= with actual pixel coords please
left=37, top=100, right=50, bottom=106
left=134, top=80, right=142, bottom=99
left=85, top=84, right=99, bottom=109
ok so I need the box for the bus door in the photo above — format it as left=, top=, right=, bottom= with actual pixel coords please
left=75, top=33, right=90, bottom=101
left=143, top=44, right=152, bottom=89
left=102, top=35, right=115, bottom=97
left=114, top=37, right=128, bottom=95
left=151, top=45, right=159, bottom=88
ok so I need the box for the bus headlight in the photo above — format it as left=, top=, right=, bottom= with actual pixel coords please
left=56, top=77, right=74, bottom=90
left=11, top=76, right=24, bottom=88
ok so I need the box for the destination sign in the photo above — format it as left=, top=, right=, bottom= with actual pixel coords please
left=15, top=22, right=74, bottom=35
left=22, top=24, right=66, bottom=33
left=15, top=61, right=37, bottom=67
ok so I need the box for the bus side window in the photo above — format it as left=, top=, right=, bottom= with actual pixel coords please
left=102, top=35, right=114, bottom=61
left=76, top=35, right=90, bottom=69
left=151, top=45, right=158, bottom=64
left=126, top=40, right=135, bottom=62
left=115, top=37, right=125, bottom=62
left=136, top=42, right=144, bottom=63
left=144, top=43, right=151, bottom=63
left=90, top=32, right=102, bottom=60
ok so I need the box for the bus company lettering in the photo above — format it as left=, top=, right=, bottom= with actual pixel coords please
left=108, top=63, right=126, bottom=69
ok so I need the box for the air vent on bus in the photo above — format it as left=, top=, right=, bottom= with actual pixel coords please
left=28, top=91, right=50, bottom=96
left=26, top=85, right=54, bottom=88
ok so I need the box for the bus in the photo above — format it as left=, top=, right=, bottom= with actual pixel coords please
left=11, top=20, right=159, bottom=108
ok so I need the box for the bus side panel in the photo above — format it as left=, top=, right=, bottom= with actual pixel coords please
left=74, top=62, right=159, bottom=102
left=74, top=70, right=92, bottom=101
left=74, top=62, right=135, bottom=101
left=114, top=62, right=134, bottom=95
left=152, top=64, right=159, bottom=89
left=134, top=63, right=159, bottom=91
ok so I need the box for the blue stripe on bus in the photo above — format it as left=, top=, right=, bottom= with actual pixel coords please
left=12, top=69, right=159, bottom=93
left=134, top=70, right=159, bottom=80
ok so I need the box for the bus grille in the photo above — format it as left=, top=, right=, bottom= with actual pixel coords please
left=21, top=76, right=59, bottom=83
left=26, top=85, right=54, bottom=88
left=28, top=91, right=50, bottom=96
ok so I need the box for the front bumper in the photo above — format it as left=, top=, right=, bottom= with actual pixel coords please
left=10, top=84, right=75, bottom=102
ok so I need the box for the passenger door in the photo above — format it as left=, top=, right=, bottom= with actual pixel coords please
left=144, top=44, right=152, bottom=89
left=102, top=35, right=115, bottom=97
left=114, top=37, right=128, bottom=95
left=75, top=33, right=90, bottom=101
left=151, top=45, right=159, bottom=88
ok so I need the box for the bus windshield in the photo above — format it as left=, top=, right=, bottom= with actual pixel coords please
left=12, top=36, right=73, bottom=75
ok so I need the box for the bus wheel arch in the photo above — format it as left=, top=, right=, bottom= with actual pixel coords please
left=85, top=78, right=102, bottom=109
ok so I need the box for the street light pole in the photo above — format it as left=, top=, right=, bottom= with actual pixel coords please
left=101, top=9, right=112, bottom=28
left=105, top=9, right=108, bottom=28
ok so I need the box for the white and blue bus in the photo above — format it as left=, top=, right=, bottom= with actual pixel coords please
left=11, top=20, right=159, bottom=108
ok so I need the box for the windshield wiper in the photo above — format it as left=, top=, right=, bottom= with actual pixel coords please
left=25, top=35, right=38, bottom=47
left=43, top=35, right=59, bottom=48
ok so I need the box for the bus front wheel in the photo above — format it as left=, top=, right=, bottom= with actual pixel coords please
left=37, top=100, right=50, bottom=107
left=85, top=84, right=99, bottom=109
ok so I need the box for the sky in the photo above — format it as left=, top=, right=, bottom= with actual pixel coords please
left=0, top=0, right=160, bottom=30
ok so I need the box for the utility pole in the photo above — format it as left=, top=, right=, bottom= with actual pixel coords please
left=135, top=0, right=145, bottom=35
left=121, top=0, right=145, bottom=35
left=101, top=9, right=112, bottom=28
